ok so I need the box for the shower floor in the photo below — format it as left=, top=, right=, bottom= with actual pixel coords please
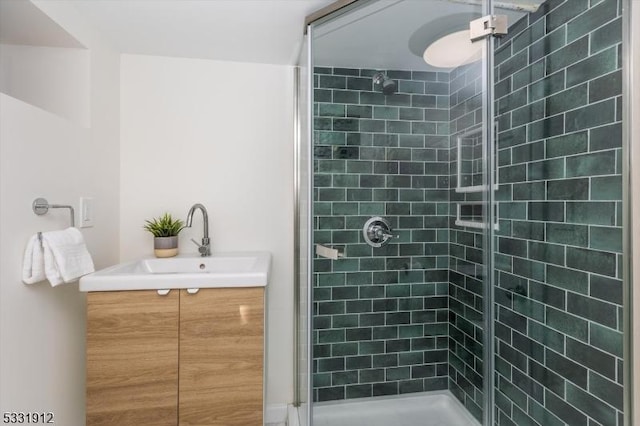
left=312, top=391, right=480, bottom=426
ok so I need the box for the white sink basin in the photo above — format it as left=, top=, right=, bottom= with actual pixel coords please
left=79, top=251, right=271, bottom=292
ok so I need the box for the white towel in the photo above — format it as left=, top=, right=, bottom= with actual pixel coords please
left=22, top=233, right=46, bottom=284
left=22, top=227, right=95, bottom=286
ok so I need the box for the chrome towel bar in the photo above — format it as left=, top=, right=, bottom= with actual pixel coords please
left=32, top=197, right=74, bottom=227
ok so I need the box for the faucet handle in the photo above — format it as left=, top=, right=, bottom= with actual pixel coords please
left=190, top=238, right=210, bottom=256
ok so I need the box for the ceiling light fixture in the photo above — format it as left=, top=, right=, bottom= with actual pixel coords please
left=423, top=29, right=483, bottom=68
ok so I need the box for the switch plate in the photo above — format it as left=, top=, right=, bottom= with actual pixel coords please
left=79, top=197, right=94, bottom=228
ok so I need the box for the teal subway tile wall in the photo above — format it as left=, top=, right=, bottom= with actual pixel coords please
left=448, top=54, right=486, bottom=421
left=312, top=0, right=623, bottom=424
left=313, top=67, right=452, bottom=402
left=492, top=0, right=623, bottom=425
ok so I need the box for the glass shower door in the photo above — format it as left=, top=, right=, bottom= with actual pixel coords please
left=300, top=0, right=630, bottom=425
left=448, top=14, right=497, bottom=425
left=306, top=1, right=495, bottom=424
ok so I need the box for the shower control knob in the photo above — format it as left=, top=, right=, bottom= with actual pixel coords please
left=373, top=226, right=396, bottom=240
left=363, top=216, right=397, bottom=248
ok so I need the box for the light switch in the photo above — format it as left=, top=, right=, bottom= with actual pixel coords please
left=79, top=197, right=94, bottom=228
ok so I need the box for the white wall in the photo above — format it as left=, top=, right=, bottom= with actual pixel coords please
left=120, top=54, right=294, bottom=407
left=0, top=1, right=120, bottom=424
left=0, top=44, right=90, bottom=126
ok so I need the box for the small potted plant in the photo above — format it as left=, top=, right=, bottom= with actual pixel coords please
left=143, top=213, right=185, bottom=258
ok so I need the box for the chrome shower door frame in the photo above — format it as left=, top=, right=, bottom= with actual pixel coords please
left=293, top=26, right=315, bottom=426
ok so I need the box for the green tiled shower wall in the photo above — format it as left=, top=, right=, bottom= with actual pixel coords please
left=492, top=0, right=623, bottom=425
left=312, top=67, right=453, bottom=402
left=448, top=59, right=486, bottom=420
left=312, top=0, right=624, bottom=424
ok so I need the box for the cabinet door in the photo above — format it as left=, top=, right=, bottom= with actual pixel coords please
left=179, top=288, right=264, bottom=426
left=87, top=290, right=179, bottom=426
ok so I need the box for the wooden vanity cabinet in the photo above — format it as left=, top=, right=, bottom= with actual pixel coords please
left=86, top=287, right=264, bottom=426
left=86, top=290, right=179, bottom=426
left=179, top=288, right=264, bottom=426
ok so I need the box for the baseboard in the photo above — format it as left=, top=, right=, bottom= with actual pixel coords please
left=265, top=403, right=288, bottom=424
left=287, top=404, right=300, bottom=426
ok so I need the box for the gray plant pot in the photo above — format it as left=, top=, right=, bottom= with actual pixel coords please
left=154, top=236, right=178, bottom=258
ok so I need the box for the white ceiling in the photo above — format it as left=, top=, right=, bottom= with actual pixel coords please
left=69, top=0, right=334, bottom=65
left=60, top=0, right=537, bottom=69
left=313, top=0, right=528, bottom=70
left=314, top=0, right=479, bottom=71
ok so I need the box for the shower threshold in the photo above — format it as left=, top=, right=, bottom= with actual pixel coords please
left=312, top=390, right=480, bottom=426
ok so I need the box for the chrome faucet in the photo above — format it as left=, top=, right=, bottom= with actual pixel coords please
left=186, top=203, right=210, bottom=257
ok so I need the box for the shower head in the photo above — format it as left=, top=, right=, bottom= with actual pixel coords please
left=372, top=72, right=397, bottom=95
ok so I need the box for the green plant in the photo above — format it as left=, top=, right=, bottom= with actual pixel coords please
left=143, top=213, right=185, bottom=237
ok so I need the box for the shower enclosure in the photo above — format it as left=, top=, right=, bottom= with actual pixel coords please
left=295, top=0, right=631, bottom=425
